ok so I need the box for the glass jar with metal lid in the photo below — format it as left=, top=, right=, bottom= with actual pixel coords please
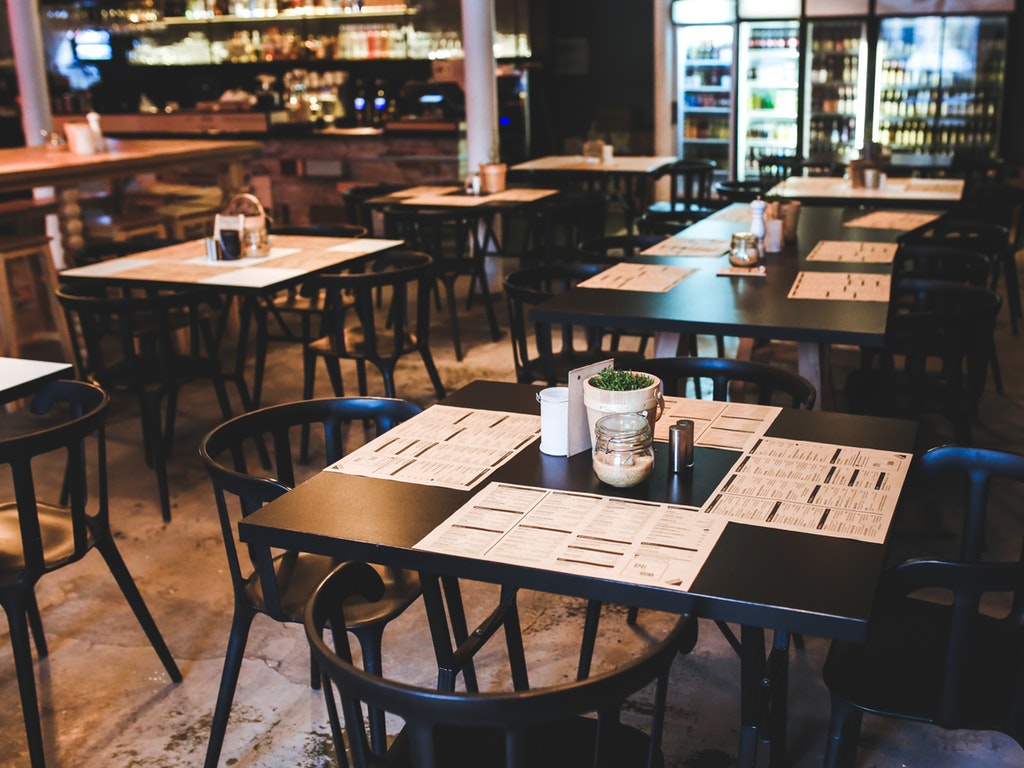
left=592, top=412, right=654, bottom=487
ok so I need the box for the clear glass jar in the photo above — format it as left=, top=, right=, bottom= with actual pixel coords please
left=592, top=412, right=654, bottom=487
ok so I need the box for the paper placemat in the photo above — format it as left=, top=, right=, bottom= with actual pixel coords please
left=578, top=262, right=696, bottom=292
left=788, top=271, right=891, bottom=301
left=642, top=237, right=731, bottom=258
left=806, top=240, right=898, bottom=264
left=717, top=265, right=767, bottom=277
left=844, top=211, right=940, bottom=231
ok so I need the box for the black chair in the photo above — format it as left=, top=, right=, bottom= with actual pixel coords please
left=303, top=249, right=446, bottom=401
left=251, top=223, right=370, bottom=403
left=578, top=356, right=816, bottom=678
left=305, top=560, right=692, bottom=768
left=0, top=380, right=181, bottom=768
left=757, top=154, right=804, bottom=190
left=341, top=183, right=407, bottom=236
left=518, top=189, right=608, bottom=265
left=822, top=445, right=1024, bottom=768
left=714, top=179, right=764, bottom=204
left=899, top=217, right=1020, bottom=335
left=56, top=283, right=234, bottom=522
left=382, top=206, right=501, bottom=361
left=199, top=396, right=425, bottom=767
left=845, top=278, right=1002, bottom=446
left=503, top=263, right=647, bottom=386
left=645, top=158, right=718, bottom=229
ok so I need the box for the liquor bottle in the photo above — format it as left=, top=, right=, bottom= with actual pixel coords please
left=371, top=79, right=387, bottom=125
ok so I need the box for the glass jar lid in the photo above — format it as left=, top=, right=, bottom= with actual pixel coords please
left=594, top=412, right=652, bottom=447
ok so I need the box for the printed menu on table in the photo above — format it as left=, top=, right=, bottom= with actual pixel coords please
left=843, top=211, right=940, bottom=231
left=325, top=405, right=540, bottom=490
left=788, top=271, right=891, bottom=301
left=577, top=262, right=696, bottom=292
left=414, top=482, right=727, bottom=592
left=640, top=237, right=731, bottom=257
left=655, top=397, right=781, bottom=452
left=805, top=240, right=898, bottom=264
left=701, top=436, right=912, bottom=543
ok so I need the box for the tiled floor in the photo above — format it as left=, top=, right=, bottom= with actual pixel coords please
left=2, top=248, right=1023, bottom=768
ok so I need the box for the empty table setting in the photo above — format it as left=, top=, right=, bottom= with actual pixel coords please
left=765, top=174, right=965, bottom=208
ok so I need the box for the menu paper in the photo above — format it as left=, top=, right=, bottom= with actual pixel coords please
left=414, top=482, right=726, bottom=592
left=805, top=240, right=898, bottom=264
left=325, top=405, right=540, bottom=490
left=843, top=211, right=940, bottom=231
left=788, top=271, right=891, bottom=302
left=641, top=237, right=732, bottom=258
left=655, top=397, right=781, bottom=452
left=578, top=262, right=696, bottom=292
left=701, top=437, right=912, bottom=543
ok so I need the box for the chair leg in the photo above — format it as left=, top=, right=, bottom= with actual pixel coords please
left=441, top=277, right=463, bottom=361
left=94, top=534, right=181, bottom=682
left=4, top=599, right=47, bottom=768
left=203, top=607, right=256, bottom=768
left=140, top=398, right=173, bottom=523
left=26, top=592, right=48, bottom=658
left=352, top=625, right=389, bottom=755
left=419, top=348, right=447, bottom=401
left=823, top=696, right=864, bottom=768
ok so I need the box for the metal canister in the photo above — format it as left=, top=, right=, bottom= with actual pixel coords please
left=669, top=419, right=694, bottom=472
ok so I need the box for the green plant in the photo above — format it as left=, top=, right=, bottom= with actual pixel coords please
left=588, top=368, right=655, bottom=391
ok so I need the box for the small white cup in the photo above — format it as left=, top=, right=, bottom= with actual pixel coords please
left=64, top=123, right=97, bottom=155
left=537, top=387, right=569, bottom=456
left=764, top=219, right=784, bottom=253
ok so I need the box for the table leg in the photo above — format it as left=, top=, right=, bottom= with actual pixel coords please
left=738, top=624, right=766, bottom=768
left=797, top=341, right=832, bottom=410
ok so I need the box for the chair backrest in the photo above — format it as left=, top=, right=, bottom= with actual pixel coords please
left=657, top=159, right=716, bottom=210
left=55, top=283, right=225, bottom=390
left=876, top=445, right=1024, bottom=732
left=0, top=380, right=109, bottom=581
left=271, top=223, right=368, bottom=238
left=714, top=179, right=763, bottom=204
left=382, top=207, right=475, bottom=269
left=199, top=396, right=422, bottom=620
left=305, top=560, right=688, bottom=768
left=892, top=243, right=992, bottom=287
left=633, top=356, right=816, bottom=409
left=309, top=249, right=436, bottom=365
left=341, top=183, right=407, bottom=236
left=757, top=154, right=803, bottom=188
left=503, top=263, right=609, bottom=385
left=886, top=278, right=1002, bottom=409
left=578, top=234, right=665, bottom=261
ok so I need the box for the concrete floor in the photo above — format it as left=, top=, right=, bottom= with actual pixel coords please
left=2, top=255, right=1024, bottom=768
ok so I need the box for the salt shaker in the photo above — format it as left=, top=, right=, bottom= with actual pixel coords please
left=750, top=197, right=767, bottom=257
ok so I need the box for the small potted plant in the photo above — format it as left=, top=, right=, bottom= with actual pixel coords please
left=582, top=367, right=664, bottom=443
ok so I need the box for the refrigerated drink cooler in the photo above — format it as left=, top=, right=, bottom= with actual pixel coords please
left=676, top=24, right=735, bottom=180
left=736, top=20, right=800, bottom=180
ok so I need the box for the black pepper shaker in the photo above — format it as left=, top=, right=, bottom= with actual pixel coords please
left=669, top=419, right=694, bottom=473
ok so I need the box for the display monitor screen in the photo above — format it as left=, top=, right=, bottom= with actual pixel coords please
left=74, top=29, right=113, bottom=61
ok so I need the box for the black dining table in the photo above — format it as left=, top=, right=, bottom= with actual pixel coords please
left=238, top=379, right=918, bottom=768
left=530, top=203, right=941, bottom=409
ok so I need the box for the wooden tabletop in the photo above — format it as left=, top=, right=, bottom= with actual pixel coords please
left=0, top=138, right=260, bottom=194
left=767, top=175, right=964, bottom=207
left=511, top=155, right=676, bottom=175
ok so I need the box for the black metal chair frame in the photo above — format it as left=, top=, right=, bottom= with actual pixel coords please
left=199, top=396, right=426, bottom=766
left=0, top=380, right=181, bottom=768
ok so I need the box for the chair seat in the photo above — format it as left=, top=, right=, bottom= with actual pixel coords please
left=244, top=554, right=421, bottom=629
left=824, top=596, right=1020, bottom=731
left=383, top=715, right=663, bottom=768
left=0, top=502, right=91, bottom=579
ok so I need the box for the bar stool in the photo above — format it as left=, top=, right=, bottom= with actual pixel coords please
left=0, top=235, right=73, bottom=362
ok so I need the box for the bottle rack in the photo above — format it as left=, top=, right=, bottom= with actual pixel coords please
left=805, top=20, right=865, bottom=165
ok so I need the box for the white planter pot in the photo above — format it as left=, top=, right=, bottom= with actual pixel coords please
left=582, top=375, right=664, bottom=445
